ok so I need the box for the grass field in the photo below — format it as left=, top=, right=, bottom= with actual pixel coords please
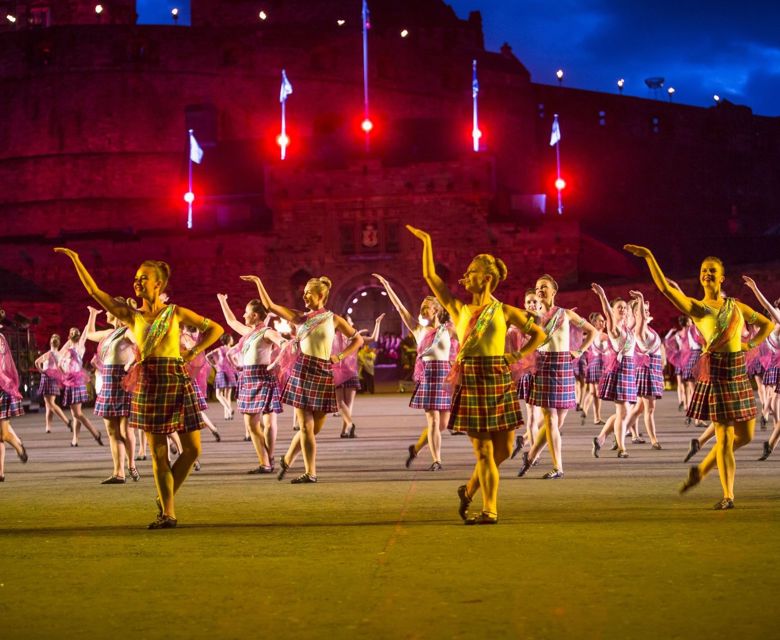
left=1, top=394, right=778, bottom=639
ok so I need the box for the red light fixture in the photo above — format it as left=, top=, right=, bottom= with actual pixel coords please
left=555, top=178, right=566, bottom=191
left=361, top=118, right=374, bottom=133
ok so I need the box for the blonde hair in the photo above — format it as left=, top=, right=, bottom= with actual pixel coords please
left=537, top=274, right=559, bottom=292
left=701, top=256, right=725, bottom=274
left=139, top=260, right=171, bottom=292
left=472, top=254, right=508, bottom=292
left=305, top=276, right=332, bottom=302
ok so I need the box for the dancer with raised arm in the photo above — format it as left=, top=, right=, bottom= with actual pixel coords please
left=517, top=275, right=596, bottom=479
left=374, top=273, right=455, bottom=471
left=407, top=226, right=545, bottom=524
left=242, top=274, right=363, bottom=484
left=34, top=334, right=72, bottom=433
left=742, top=276, right=780, bottom=460
left=0, top=320, right=28, bottom=475
left=217, top=294, right=285, bottom=473
left=580, top=312, right=607, bottom=426
left=55, top=248, right=223, bottom=528
left=206, top=334, right=238, bottom=421
left=625, top=245, right=771, bottom=509
left=59, top=312, right=103, bottom=447
left=86, top=304, right=138, bottom=483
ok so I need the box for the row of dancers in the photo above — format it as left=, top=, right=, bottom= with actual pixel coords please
left=0, top=235, right=778, bottom=525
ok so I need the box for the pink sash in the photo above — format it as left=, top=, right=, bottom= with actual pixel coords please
left=413, top=325, right=445, bottom=383
left=0, top=334, right=22, bottom=400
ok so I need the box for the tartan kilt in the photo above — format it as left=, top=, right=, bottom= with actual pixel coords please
left=281, top=353, right=338, bottom=413
left=575, top=355, right=587, bottom=380
left=190, top=378, right=208, bottom=411
left=585, top=355, right=604, bottom=384
left=528, top=351, right=576, bottom=409
left=448, top=356, right=523, bottom=433
left=237, top=364, right=282, bottom=415
left=517, top=372, right=533, bottom=403
left=39, top=373, right=62, bottom=397
left=62, top=383, right=89, bottom=407
left=94, top=364, right=131, bottom=417
left=215, top=370, right=237, bottom=390
left=762, top=366, right=779, bottom=388
left=0, top=389, right=23, bottom=419
left=682, top=351, right=701, bottom=381
left=337, top=375, right=362, bottom=390
left=635, top=354, right=664, bottom=399
left=687, top=351, right=756, bottom=424
left=598, top=357, right=637, bottom=403
left=410, top=360, right=452, bottom=411
left=746, top=357, right=765, bottom=377
left=128, top=358, right=203, bottom=434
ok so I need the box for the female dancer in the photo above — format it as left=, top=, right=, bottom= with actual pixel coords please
left=625, top=246, right=771, bottom=509
left=242, top=274, right=363, bottom=484
left=663, top=318, right=687, bottom=411
left=508, top=289, right=539, bottom=458
left=59, top=313, right=103, bottom=447
left=86, top=304, right=139, bottom=483
left=56, top=248, right=223, bottom=528
left=206, top=333, right=238, bottom=421
left=742, top=276, right=780, bottom=460
left=681, top=318, right=704, bottom=419
left=217, top=294, right=285, bottom=473
left=408, top=226, right=545, bottom=524
left=591, top=287, right=637, bottom=459
left=517, top=274, right=596, bottom=479
left=333, top=314, right=384, bottom=439
left=374, top=273, right=455, bottom=471
left=181, top=325, right=221, bottom=443
left=624, top=291, right=665, bottom=449
left=0, top=322, right=28, bottom=477
left=34, top=334, right=72, bottom=433
left=580, top=312, right=607, bottom=426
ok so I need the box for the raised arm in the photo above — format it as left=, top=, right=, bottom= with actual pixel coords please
left=742, top=276, right=780, bottom=325
left=624, top=245, right=699, bottom=315
left=239, top=275, right=303, bottom=324
left=591, top=283, right=617, bottom=336
left=216, top=294, right=252, bottom=336
left=54, top=248, right=134, bottom=323
left=406, top=226, right=462, bottom=320
left=85, top=306, right=113, bottom=343
left=331, top=315, right=364, bottom=364
left=176, top=307, right=224, bottom=362
left=503, top=305, right=546, bottom=363
left=373, top=273, right=418, bottom=334
left=629, top=290, right=649, bottom=340
left=367, top=313, right=385, bottom=343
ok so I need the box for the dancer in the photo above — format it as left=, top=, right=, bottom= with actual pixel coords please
left=591, top=287, right=638, bottom=459
left=508, top=289, right=539, bottom=458
left=181, top=325, right=221, bottom=442
left=56, top=248, right=223, bottom=528
left=206, top=334, right=238, bottom=421
left=333, top=314, right=384, bottom=439
left=408, top=226, right=545, bottom=524
left=624, top=291, right=665, bottom=449
left=580, top=312, right=607, bottom=426
left=681, top=317, right=704, bottom=419
left=517, top=274, right=596, bottom=479
left=217, top=294, right=285, bottom=473
left=0, top=320, right=29, bottom=476
left=663, top=318, right=687, bottom=412
left=242, top=274, right=363, bottom=484
left=741, top=276, right=780, bottom=460
left=625, top=246, right=771, bottom=509
left=34, top=334, right=72, bottom=433
left=86, top=304, right=139, bottom=483
left=59, top=312, right=103, bottom=447
left=374, top=273, right=455, bottom=470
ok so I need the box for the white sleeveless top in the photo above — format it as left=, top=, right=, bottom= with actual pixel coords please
left=414, top=324, right=452, bottom=362
left=300, top=314, right=335, bottom=360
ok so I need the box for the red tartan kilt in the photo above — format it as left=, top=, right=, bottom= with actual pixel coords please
left=528, top=351, right=576, bottom=409
left=0, top=389, right=23, bottom=419
left=575, top=355, right=587, bottom=379
left=635, top=354, right=664, bottom=399
left=686, top=351, right=756, bottom=424
left=763, top=366, right=779, bottom=388
left=585, top=356, right=604, bottom=384
left=190, top=377, right=208, bottom=411
left=682, top=350, right=701, bottom=381
left=517, top=372, right=533, bottom=403
left=39, top=373, right=62, bottom=397
left=448, top=356, right=522, bottom=433
left=128, top=358, right=204, bottom=434
left=336, top=376, right=362, bottom=390
left=62, top=383, right=89, bottom=407
left=237, top=365, right=283, bottom=415
left=598, top=357, right=637, bottom=403
left=94, top=365, right=131, bottom=417
left=215, top=371, right=237, bottom=389
left=281, top=353, right=337, bottom=413
left=410, top=360, right=452, bottom=411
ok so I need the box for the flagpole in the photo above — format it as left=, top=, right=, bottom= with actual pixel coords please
left=553, top=114, right=563, bottom=215
left=280, top=86, right=287, bottom=160
left=187, top=129, right=194, bottom=229
left=362, top=0, right=370, bottom=152
left=472, top=59, right=480, bottom=152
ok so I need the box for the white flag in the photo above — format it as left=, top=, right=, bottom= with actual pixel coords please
left=280, top=69, right=293, bottom=103
left=189, top=130, right=203, bottom=164
left=549, top=115, right=561, bottom=146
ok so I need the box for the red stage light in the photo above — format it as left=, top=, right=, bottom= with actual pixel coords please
left=183, top=191, right=195, bottom=203
left=361, top=118, right=374, bottom=133
left=555, top=178, right=566, bottom=191
left=276, top=133, right=290, bottom=147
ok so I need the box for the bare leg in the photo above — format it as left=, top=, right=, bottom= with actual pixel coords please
left=44, top=395, right=70, bottom=429
left=643, top=397, right=659, bottom=445
left=73, top=405, right=101, bottom=442
left=104, top=418, right=125, bottom=479
left=149, top=430, right=202, bottom=519
left=245, top=413, right=267, bottom=466
left=262, top=412, right=278, bottom=464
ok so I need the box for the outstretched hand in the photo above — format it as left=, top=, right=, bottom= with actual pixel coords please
left=87, top=306, right=103, bottom=316
left=240, top=275, right=261, bottom=285
left=54, top=247, right=78, bottom=260
left=406, top=225, right=431, bottom=243
left=624, top=244, right=652, bottom=258
left=591, top=283, right=606, bottom=297
left=742, top=275, right=757, bottom=289
left=629, top=289, right=645, bottom=301
left=372, top=272, right=388, bottom=285
left=217, top=293, right=228, bottom=302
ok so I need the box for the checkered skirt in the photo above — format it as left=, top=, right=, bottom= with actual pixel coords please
left=746, top=357, right=765, bottom=377
left=94, top=364, right=131, bottom=418
left=598, top=356, right=637, bottom=403
left=39, top=373, right=62, bottom=397
left=763, top=366, right=779, bottom=388
left=215, top=370, right=238, bottom=389
left=528, top=351, right=576, bottom=409
left=0, top=389, right=23, bottom=419
left=687, top=351, right=756, bottom=424
left=410, top=360, right=452, bottom=411
left=517, top=372, right=533, bottom=403
left=585, top=355, right=604, bottom=384
left=281, top=353, right=338, bottom=413
left=237, top=364, right=283, bottom=415
left=681, top=350, right=701, bottom=381
left=448, top=356, right=523, bottom=433
left=62, top=383, right=89, bottom=407
left=337, top=375, right=362, bottom=390
left=575, top=355, right=588, bottom=380
left=128, top=358, right=203, bottom=434
left=190, top=377, right=209, bottom=411
left=635, top=353, right=664, bottom=399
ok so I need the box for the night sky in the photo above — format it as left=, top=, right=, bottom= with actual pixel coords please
left=137, top=1, right=780, bottom=117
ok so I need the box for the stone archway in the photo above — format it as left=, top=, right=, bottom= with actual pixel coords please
left=332, top=272, right=414, bottom=340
